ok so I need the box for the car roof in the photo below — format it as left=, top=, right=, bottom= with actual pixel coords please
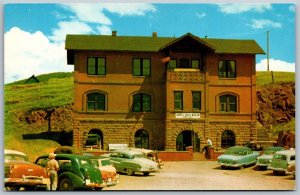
left=113, top=149, right=144, bottom=155
left=274, top=149, right=296, bottom=156
left=226, top=146, right=252, bottom=152
left=4, top=149, right=27, bottom=156
left=38, top=153, right=91, bottom=160
left=128, top=148, right=154, bottom=154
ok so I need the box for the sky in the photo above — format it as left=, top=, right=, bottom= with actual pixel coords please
left=3, top=3, right=296, bottom=83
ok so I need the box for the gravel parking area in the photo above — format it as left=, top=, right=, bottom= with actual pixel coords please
left=104, top=161, right=296, bottom=191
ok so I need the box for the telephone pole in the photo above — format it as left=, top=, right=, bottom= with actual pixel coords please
left=267, top=30, right=270, bottom=71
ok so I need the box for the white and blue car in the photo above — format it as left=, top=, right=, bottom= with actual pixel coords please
left=218, top=146, right=260, bottom=169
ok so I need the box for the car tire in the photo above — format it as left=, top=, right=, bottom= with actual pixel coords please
left=59, top=178, right=74, bottom=191
left=143, top=172, right=150, bottom=176
left=126, top=168, right=134, bottom=176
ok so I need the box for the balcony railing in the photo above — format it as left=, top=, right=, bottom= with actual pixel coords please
left=167, top=68, right=205, bottom=82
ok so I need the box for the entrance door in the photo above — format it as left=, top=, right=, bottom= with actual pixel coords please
left=176, top=130, right=200, bottom=151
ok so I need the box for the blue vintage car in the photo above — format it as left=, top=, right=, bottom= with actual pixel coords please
left=102, top=149, right=159, bottom=176
left=256, top=146, right=285, bottom=170
left=218, top=146, right=260, bottom=169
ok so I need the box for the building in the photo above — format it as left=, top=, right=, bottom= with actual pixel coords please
left=65, top=32, right=265, bottom=151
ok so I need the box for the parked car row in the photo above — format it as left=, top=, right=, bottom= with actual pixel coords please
left=217, top=146, right=296, bottom=179
left=4, top=147, right=163, bottom=191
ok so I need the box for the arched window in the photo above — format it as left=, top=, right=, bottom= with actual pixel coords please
left=132, top=93, right=151, bottom=112
left=87, top=92, right=105, bottom=111
left=221, top=130, right=236, bottom=148
left=135, top=129, right=149, bottom=149
left=219, top=94, right=237, bottom=112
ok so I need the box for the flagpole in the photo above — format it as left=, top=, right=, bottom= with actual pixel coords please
left=267, top=30, right=270, bottom=71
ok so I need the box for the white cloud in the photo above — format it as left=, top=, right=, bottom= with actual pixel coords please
left=289, top=5, right=295, bottom=12
left=247, top=19, right=282, bottom=29
left=101, top=3, right=156, bottom=16
left=218, top=3, right=272, bottom=14
left=256, top=58, right=295, bottom=72
left=196, top=12, right=206, bottom=19
left=49, top=20, right=95, bottom=43
left=4, top=27, right=73, bottom=84
left=96, top=25, right=112, bottom=35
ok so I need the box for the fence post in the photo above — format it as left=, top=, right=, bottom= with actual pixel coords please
left=271, top=71, right=274, bottom=83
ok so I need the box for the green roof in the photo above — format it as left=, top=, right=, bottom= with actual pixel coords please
left=65, top=33, right=265, bottom=54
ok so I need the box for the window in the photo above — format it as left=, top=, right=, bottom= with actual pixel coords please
left=87, top=57, right=106, bottom=75
left=179, top=58, right=189, bottom=68
left=191, top=59, right=200, bottom=69
left=133, top=58, right=151, bottom=76
left=218, top=60, right=236, bottom=78
left=192, top=92, right=201, bottom=110
left=135, top=129, right=149, bottom=149
left=174, top=91, right=183, bottom=110
left=132, top=93, right=151, bottom=112
left=87, top=92, right=105, bottom=111
left=168, top=59, right=177, bottom=70
left=219, top=94, right=237, bottom=112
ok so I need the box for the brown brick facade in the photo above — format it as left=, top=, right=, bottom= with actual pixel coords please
left=66, top=32, right=264, bottom=152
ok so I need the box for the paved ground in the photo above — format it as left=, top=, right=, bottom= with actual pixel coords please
left=104, top=161, right=296, bottom=191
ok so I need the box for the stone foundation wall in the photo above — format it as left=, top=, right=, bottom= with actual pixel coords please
left=73, top=119, right=165, bottom=150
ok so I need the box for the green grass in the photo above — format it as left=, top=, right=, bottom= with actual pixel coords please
left=256, top=71, right=295, bottom=86
left=4, top=71, right=295, bottom=161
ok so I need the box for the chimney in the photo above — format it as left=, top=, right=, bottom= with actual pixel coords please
left=152, top=32, right=157, bottom=37
left=112, top=31, right=117, bottom=36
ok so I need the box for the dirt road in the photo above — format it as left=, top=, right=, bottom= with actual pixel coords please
left=104, top=161, right=296, bottom=191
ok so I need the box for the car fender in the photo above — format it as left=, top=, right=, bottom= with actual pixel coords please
left=58, top=171, right=84, bottom=189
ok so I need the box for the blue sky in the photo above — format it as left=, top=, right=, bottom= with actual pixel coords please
left=3, top=3, right=296, bottom=83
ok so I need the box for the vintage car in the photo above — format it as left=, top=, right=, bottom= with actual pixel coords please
left=128, top=148, right=164, bottom=169
left=35, top=153, right=106, bottom=190
left=4, top=149, right=50, bottom=191
left=287, top=160, right=296, bottom=179
left=102, top=149, right=159, bottom=176
left=218, top=146, right=260, bottom=169
left=256, top=146, right=285, bottom=170
left=268, top=148, right=296, bottom=176
left=87, top=155, right=120, bottom=186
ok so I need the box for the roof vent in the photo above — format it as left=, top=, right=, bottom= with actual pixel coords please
left=112, top=31, right=117, bottom=36
left=152, top=32, right=157, bottom=37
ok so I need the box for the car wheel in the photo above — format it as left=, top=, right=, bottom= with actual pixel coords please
left=143, top=172, right=150, bottom=176
left=126, top=168, right=134, bottom=176
left=59, top=178, right=74, bottom=191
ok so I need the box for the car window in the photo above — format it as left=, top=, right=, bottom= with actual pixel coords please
left=58, top=159, right=72, bottom=167
left=133, top=154, right=144, bottom=158
left=110, top=153, right=118, bottom=158
left=36, top=158, right=49, bottom=167
left=100, top=159, right=111, bottom=166
left=290, top=155, right=295, bottom=161
left=80, top=160, right=90, bottom=165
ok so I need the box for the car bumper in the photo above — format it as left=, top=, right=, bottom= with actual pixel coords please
left=105, top=174, right=120, bottom=186
left=5, top=177, right=50, bottom=188
left=85, top=179, right=107, bottom=189
left=256, top=163, right=269, bottom=167
left=219, top=162, right=242, bottom=168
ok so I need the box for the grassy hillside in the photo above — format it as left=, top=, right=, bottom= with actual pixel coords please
left=4, top=72, right=74, bottom=161
left=4, top=71, right=295, bottom=161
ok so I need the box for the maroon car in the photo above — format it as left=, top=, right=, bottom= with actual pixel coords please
left=4, top=149, right=50, bottom=191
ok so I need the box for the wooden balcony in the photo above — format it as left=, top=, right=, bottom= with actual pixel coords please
left=167, top=68, right=206, bottom=82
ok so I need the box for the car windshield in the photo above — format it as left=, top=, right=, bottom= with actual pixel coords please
left=225, top=149, right=249, bottom=156
left=132, top=154, right=144, bottom=158
left=263, top=149, right=278, bottom=155
left=100, top=159, right=111, bottom=166
left=273, top=154, right=287, bottom=160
